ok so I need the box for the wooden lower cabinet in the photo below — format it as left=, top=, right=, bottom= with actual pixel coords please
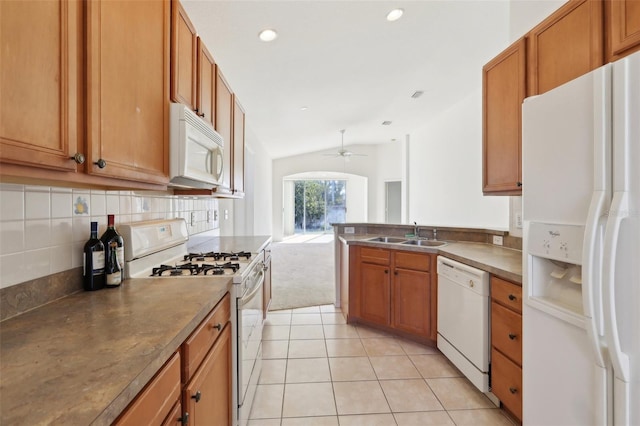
left=490, top=276, right=523, bottom=422
left=114, top=352, right=182, bottom=426
left=183, top=324, right=232, bottom=426
left=116, top=294, right=232, bottom=425
left=349, top=245, right=436, bottom=342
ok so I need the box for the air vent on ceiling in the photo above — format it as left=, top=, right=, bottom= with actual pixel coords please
left=382, top=121, right=392, bottom=126
left=411, top=91, right=424, bottom=99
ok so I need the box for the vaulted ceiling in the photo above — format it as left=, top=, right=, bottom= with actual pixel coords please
left=183, top=0, right=511, bottom=159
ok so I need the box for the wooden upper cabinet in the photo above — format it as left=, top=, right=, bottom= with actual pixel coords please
left=215, top=69, right=233, bottom=191
left=232, top=96, right=245, bottom=195
left=607, top=0, right=640, bottom=61
left=528, top=0, right=604, bottom=95
left=0, top=0, right=81, bottom=172
left=197, top=38, right=216, bottom=128
left=170, top=0, right=197, bottom=111
left=482, top=38, right=526, bottom=195
left=86, top=0, right=170, bottom=185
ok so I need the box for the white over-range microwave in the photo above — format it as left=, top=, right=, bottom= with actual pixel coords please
left=169, top=103, right=224, bottom=189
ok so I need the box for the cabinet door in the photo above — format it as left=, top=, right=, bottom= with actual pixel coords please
left=183, top=324, right=232, bottom=426
left=528, top=0, right=604, bottom=95
left=360, top=262, right=391, bottom=326
left=115, top=352, right=181, bottom=426
left=86, top=0, right=169, bottom=185
left=196, top=38, right=216, bottom=128
left=393, top=268, right=431, bottom=337
left=215, top=69, right=233, bottom=191
left=482, top=38, right=526, bottom=195
left=0, top=0, right=81, bottom=172
left=232, top=96, right=245, bottom=195
left=171, top=0, right=197, bottom=110
left=607, top=0, right=640, bottom=61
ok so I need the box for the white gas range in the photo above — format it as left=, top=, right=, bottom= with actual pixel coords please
left=120, top=219, right=264, bottom=426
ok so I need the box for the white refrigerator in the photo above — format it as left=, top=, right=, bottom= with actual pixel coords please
left=522, top=50, right=639, bottom=425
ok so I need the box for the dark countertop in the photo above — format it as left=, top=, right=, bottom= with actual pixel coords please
left=0, top=276, right=232, bottom=425
left=342, top=234, right=522, bottom=284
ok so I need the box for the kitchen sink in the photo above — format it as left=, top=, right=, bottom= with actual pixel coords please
left=366, top=236, right=408, bottom=243
left=401, top=239, right=447, bottom=247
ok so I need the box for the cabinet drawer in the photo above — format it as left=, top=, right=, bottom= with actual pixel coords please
left=360, top=247, right=390, bottom=265
left=114, top=352, right=181, bottom=426
left=491, top=301, right=522, bottom=366
left=491, top=347, right=523, bottom=421
left=491, top=276, right=522, bottom=313
left=395, top=251, right=430, bottom=272
left=182, top=292, right=230, bottom=381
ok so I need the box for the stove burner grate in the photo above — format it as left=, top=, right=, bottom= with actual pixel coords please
left=151, top=263, right=200, bottom=277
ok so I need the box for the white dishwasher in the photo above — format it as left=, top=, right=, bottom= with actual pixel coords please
left=437, top=256, right=490, bottom=392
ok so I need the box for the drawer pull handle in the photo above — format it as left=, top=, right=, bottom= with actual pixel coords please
left=508, top=294, right=517, bottom=301
left=508, top=333, right=517, bottom=340
left=213, top=323, right=222, bottom=331
left=192, top=390, right=202, bottom=402
left=509, top=387, right=518, bottom=394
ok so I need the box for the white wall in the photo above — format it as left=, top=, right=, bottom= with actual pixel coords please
left=272, top=144, right=381, bottom=241
left=409, top=89, right=510, bottom=229
left=375, top=142, right=404, bottom=224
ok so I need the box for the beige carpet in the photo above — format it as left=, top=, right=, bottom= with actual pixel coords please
left=269, top=238, right=335, bottom=311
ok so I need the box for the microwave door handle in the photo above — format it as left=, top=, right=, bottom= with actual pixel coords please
left=205, top=150, right=212, bottom=174
left=216, top=149, right=224, bottom=182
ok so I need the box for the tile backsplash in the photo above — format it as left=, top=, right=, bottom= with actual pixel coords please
left=0, top=184, right=219, bottom=289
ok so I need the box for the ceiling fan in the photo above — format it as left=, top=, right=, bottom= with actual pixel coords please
left=323, top=129, right=367, bottom=159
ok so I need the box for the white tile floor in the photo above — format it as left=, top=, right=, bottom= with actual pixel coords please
left=249, top=305, right=516, bottom=426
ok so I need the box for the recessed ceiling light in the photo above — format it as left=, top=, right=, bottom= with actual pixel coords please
left=386, top=8, right=404, bottom=22
left=300, top=106, right=308, bottom=111
left=259, top=29, right=278, bottom=42
left=382, top=121, right=392, bottom=126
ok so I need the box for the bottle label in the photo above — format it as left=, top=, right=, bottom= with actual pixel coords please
left=93, top=251, right=105, bottom=274
left=106, top=271, right=122, bottom=286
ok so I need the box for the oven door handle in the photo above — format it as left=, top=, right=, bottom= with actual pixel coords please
left=238, top=268, right=264, bottom=308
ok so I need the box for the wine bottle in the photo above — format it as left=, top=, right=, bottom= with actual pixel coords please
left=105, top=241, right=122, bottom=287
left=100, top=214, right=124, bottom=275
left=83, top=222, right=105, bottom=291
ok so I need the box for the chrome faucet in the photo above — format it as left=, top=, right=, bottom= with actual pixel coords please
left=413, top=222, right=420, bottom=238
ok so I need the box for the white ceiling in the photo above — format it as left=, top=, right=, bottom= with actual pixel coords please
left=183, top=0, right=511, bottom=159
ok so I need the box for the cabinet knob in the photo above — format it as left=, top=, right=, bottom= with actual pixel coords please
left=469, top=280, right=475, bottom=288
left=509, top=387, right=518, bottom=394
left=516, top=181, right=523, bottom=187
left=213, top=323, right=222, bottom=331
left=394, top=271, right=398, bottom=275
left=70, top=153, right=85, bottom=164
left=94, top=159, right=107, bottom=169
left=198, top=112, right=205, bottom=118
left=508, top=294, right=517, bottom=301
left=508, top=333, right=517, bottom=340
left=178, top=412, right=189, bottom=425
left=192, top=390, right=202, bottom=402
left=384, top=269, right=389, bottom=274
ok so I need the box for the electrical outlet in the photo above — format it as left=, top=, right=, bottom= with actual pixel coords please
left=190, top=211, right=196, bottom=227
left=515, top=212, right=523, bottom=229
left=493, top=235, right=503, bottom=246
left=344, top=226, right=355, bottom=234
left=206, top=210, right=212, bottom=223
left=224, top=209, right=229, bottom=220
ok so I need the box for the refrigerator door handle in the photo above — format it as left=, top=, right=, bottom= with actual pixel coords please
left=602, top=191, right=631, bottom=382
left=582, top=190, right=608, bottom=368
